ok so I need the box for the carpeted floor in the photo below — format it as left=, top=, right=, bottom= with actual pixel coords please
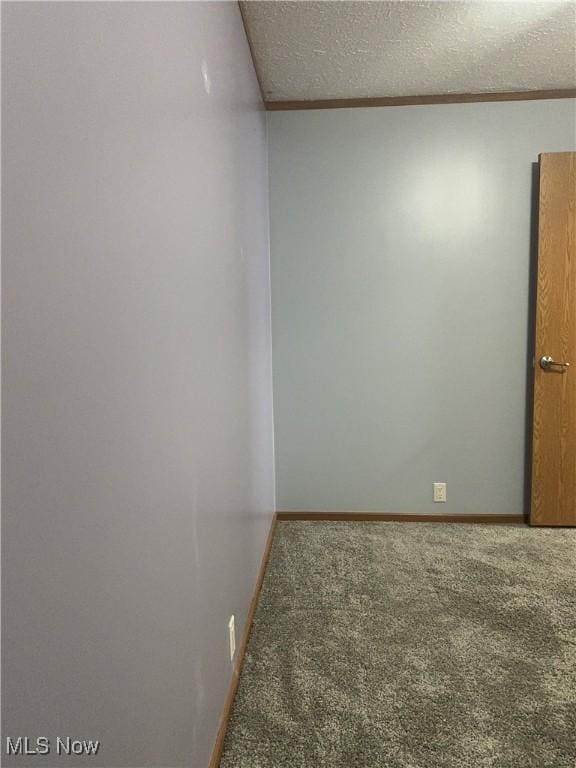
left=220, top=521, right=576, bottom=768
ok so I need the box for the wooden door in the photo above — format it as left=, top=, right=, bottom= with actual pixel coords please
left=531, top=152, right=576, bottom=526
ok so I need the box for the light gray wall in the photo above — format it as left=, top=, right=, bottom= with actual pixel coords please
left=2, top=3, right=274, bottom=767
left=269, top=100, right=575, bottom=514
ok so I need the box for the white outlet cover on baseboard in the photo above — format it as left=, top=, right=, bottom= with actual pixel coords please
left=433, top=482, right=447, bottom=503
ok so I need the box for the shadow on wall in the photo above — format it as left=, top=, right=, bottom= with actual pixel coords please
left=523, top=161, right=540, bottom=520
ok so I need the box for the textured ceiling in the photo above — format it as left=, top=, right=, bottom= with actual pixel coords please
left=240, top=1, right=576, bottom=101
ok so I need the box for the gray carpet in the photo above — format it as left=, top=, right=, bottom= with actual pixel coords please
left=220, top=521, right=576, bottom=768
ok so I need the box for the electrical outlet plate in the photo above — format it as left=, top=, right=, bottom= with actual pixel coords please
left=228, top=615, right=236, bottom=662
left=433, top=482, right=447, bottom=503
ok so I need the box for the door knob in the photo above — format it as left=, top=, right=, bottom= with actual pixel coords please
left=539, top=355, right=570, bottom=371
